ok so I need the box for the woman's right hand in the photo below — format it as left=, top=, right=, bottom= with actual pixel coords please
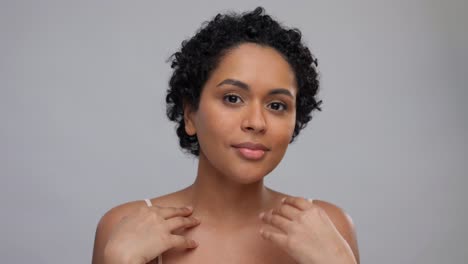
left=102, top=205, right=200, bottom=264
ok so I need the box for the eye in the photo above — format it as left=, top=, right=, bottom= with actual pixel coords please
left=268, top=102, right=287, bottom=111
left=223, top=94, right=243, bottom=104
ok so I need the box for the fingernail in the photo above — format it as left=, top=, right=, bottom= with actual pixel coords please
left=259, top=212, right=265, bottom=219
left=281, top=197, right=286, bottom=203
left=185, top=206, right=193, bottom=210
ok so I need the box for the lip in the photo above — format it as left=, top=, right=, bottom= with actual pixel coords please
left=232, top=142, right=270, bottom=160
left=232, top=142, right=270, bottom=151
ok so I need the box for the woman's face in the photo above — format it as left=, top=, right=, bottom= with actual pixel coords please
left=185, top=43, right=297, bottom=183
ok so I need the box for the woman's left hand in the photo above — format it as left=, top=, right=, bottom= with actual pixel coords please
left=259, top=197, right=357, bottom=264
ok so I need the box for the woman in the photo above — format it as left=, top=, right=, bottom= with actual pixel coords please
left=92, top=7, right=360, bottom=264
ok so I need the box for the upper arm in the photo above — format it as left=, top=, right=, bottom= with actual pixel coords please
left=314, top=200, right=360, bottom=264
left=91, top=201, right=142, bottom=264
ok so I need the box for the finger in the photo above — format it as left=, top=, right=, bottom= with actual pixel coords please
left=169, top=235, right=199, bottom=250
left=157, top=206, right=193, bottom=220
left=261, top=210, right=292, bottom=233
left=166, top=216, right=200, bottom=231
left=282, top=196, right=313, bottom=211
left=275, top=204, right=301, bottom=220
left=259, top=228, right=288, bottom=248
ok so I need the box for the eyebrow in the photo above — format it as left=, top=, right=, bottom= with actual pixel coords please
left=216, top=78, right=294, bottom=98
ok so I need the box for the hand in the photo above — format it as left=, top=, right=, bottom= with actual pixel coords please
left=103, top=205, right=200, bottom=264
left=259, top=197, right=356, bottom=264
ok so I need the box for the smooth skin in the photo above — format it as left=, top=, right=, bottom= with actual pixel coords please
left=92, top=43, right=360, bottom=264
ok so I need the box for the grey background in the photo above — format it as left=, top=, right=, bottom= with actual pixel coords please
left=1, top=0, right=467, bottom=263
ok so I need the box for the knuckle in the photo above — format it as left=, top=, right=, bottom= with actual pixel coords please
left=146, top=209, right=162, bottom=222
left=270, top=214, right=277, bottom=224
left=308, top=206, right=321, bottom=216
left=170, top=207, right=189, bottom=216
left=146, top=205, right=158, bottom=213
left=272, top=215, right=280, bottom=224
left=149, top=208, right=160, bottom=217
left=159, top=232, right=172, bottom=247
left=180, top=207, right=191, bottom=214
left=279, top=206, right=287, bottom=215
left=265, top=213, right=272, bottom=222
left=298, top=212, right=311, bottom=223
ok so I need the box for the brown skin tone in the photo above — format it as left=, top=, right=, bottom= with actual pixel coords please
left=92, top=43, right=360, bottom=264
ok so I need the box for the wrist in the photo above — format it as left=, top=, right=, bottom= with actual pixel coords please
left=103, top=245, right=144, bottom=264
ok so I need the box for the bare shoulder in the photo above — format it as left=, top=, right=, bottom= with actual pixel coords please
left=269, top=189, right=360, bottom=263
left=95, top=187, right=190, bottom=236
left=313, top=199, right=360, bottom=264
left=96, top=199, right=147, bottom=232
left=313, top=200, right=356, bottom=235
left=92, top=189, right=191, bottom=262
left=92, top=199, right=150, bottom=264
left=92, top=188, right=193, bottom=263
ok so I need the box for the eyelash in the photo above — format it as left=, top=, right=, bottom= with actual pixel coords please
left=269, top=102, right=288, bottom=111
left=222, top=94, right=288, bottom=112
left=223, top=94, right=243, bottom=104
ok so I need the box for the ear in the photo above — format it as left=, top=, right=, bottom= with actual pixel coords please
left=183, top=102, right=197, bottom=136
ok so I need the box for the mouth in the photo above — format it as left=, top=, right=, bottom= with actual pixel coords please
left=231, top=142, right=270, bottom=160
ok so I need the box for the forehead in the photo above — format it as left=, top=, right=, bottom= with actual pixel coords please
left=207, top=43, right=297, bottom=92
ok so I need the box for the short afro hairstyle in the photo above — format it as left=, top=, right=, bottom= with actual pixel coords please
left=166, top=7, right=322, bottom=156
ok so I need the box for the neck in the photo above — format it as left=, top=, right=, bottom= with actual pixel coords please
left=186, top=152, right=274, bottom=227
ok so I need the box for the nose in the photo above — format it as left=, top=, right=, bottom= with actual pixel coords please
left=241, top=102, right=266, bottom=134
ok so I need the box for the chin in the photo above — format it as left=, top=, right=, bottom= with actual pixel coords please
left=226, top=166, right=275, bottom=185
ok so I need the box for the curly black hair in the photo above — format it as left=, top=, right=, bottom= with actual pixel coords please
left=166, top=7, right=322, bottom=156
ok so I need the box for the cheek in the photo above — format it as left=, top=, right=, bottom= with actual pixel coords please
left=274, top=115, right=296, bottom=143
left=196, top=105, right=236, bottom=142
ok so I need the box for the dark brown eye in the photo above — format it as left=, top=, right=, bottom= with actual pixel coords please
left=223, top=94, right=242, bottom=104
left=269, top=102, right=287, bottom=111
